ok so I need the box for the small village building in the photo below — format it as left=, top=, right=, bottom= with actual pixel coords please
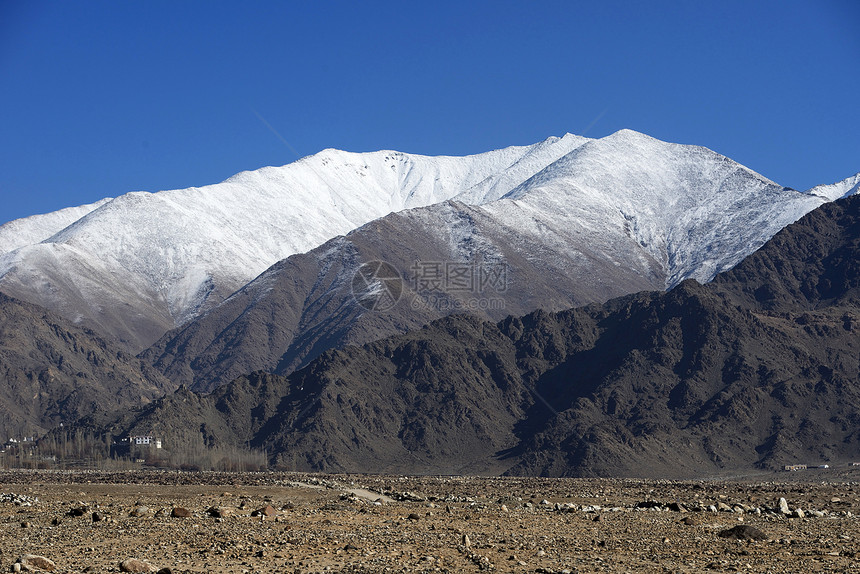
left=129, top=435, right=162, bottom=449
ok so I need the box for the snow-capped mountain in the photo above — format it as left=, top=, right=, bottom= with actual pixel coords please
left=491, top=129, right=827, bottom=287
left=0, top=134, right=587, bottom=350
left=0, top=198, right=111, bottom=254
left=145, top=130, right=854, bottom=392
left=1, top=129, right=856, bottom=358
left=807, top=172, right=860, bottom=201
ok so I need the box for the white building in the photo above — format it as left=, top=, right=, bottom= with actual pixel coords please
left=129, top=435, right=162, bottom=449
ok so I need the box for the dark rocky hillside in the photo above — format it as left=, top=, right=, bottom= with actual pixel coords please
left=87, top=195, right=860, bottom=477
left=0, top=293, right=173, bottom=440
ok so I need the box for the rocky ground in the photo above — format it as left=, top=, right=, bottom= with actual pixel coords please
left=1, top=470, right=860, bottom=573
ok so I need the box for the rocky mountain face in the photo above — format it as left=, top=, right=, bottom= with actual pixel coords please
left=144, top=130, right=833, bottom=393
left=94, top=194, right=860, bottom=477
left=0, top=292, right=173, bottom=441
left=511, top=193, right=860, bottom=476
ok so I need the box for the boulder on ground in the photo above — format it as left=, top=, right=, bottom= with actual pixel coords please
left=718, top=525, right=767, bottom=541
left=18, top=554, right=56, bottom=571
left=119, top=558, right=156, bottom=572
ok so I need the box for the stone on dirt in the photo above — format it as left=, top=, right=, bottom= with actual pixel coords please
left=119, top=558, right=156, bottom=572
left=18, top=554, right=56, bottom=571
left=718, top=525, right=767, bottom=541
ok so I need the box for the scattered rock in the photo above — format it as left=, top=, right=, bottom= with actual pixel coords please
left=3, top=473, right=860, bottom=573
left=718, top=525, right=767, bottom=541
left=170, top=507, right=191, bottom=518
left=778, top=497, right=790, bottom=514
left=0, top=493, right=38, bottom=506
left=92, top=511, right=106, bottom=522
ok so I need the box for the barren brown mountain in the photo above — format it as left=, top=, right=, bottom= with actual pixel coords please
left=0, top=293, right=173, bottom=440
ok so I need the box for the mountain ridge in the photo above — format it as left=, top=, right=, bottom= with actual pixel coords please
left=144, top=130, right=842, bottom=392
left=0, top=134, right=590, bottom=351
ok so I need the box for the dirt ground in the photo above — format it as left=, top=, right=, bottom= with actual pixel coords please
left=1, top=469, right=859, bottom=573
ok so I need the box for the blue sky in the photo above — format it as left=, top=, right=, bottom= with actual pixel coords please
left=1, top=0, right=858, bottom=223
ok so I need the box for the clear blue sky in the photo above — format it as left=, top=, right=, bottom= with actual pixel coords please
left=1, top=0, right=858, bottom=223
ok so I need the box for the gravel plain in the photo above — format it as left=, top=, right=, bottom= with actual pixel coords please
left=1, top=470, right=860, bottom=573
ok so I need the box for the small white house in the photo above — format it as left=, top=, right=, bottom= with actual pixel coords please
left=129, top=435, right=162, bottom=449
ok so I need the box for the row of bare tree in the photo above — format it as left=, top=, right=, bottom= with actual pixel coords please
left=1, top=429, right=267, bottom=471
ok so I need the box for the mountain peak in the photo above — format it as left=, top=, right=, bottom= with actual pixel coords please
left=605, top=127, right=652, bottom=140
left=805, top=172, right=860, bottom=201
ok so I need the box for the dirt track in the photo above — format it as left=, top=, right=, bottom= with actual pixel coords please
left=1, top=470, right=859, bottom=573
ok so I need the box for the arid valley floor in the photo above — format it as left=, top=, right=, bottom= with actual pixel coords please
left=1, top=470, right=860, bottom=573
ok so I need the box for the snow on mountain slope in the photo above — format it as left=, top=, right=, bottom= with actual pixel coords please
left=0, top=242, right=174, bottom=349
left=0, top=198, right=112, bottom=255
left=0, top=136, right=590, bottom=351
left=806, top=172, right=860, bottom=201
left=146, top=130, right=844, bottom=392
left=495, top=129, right=827, bottom=287
left=452, top=133, right=588, bottom=203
